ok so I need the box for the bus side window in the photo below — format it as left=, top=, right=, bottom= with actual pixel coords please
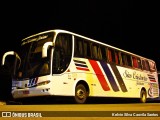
left=145, top=60, right=150, bottom=71
left=52, top=48, right=62, bottom=73
left=142, top=59, right=150, bottom=71
left=97, top=46, right=102, bottom=60
left=53, top=33, right=72, bottom=73
left=121, top=53, right=132, bottom=67
left=108, top=48, right=115, bottom=63
left=74, top=37, right=83, bottom=57
left=149, top=61, right=156, bottom=72
left=121, top=53, right=127, bottom=66
left=92, top=44, right=98, bottom=59
left=115, top=51, right=121, bottom=65
left=137, top=58, right=142, bottom=69
left=142, top=60, right=145, bottom=70
left=84, top=40, right=91, bottom=58
left=107, top=49, right=112, bottom=62
left=126, top=54, right=132, bottom=67
left=132, top=56, right=138, bottom=68
left=99, top=45, right=107, bottom=61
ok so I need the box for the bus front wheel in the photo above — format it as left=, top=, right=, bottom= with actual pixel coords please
left=140, top=89, right=147, bottom=103
left=74, top=84, right=88, bottom=104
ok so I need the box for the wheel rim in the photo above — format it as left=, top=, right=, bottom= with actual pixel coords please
left=76, top=89, right=86, bottom=100
left=75, top=84, right=88, bottom=104
left=142, top=94, right=146, bottom=102
left=141, top=91, right=146, bottom=103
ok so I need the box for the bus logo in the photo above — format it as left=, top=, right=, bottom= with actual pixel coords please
left=28, top=78, right=38, bottom=87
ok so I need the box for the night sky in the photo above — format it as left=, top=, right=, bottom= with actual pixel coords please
left=1, top=1, right=160, bottom=70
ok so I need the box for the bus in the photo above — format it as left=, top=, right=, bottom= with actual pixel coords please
left=1, top=29, right=159, bottom=104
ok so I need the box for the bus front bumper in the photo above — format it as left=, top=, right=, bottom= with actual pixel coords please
left=12, top=87, right=51, bottom=99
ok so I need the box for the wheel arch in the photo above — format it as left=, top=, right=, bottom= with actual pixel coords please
left=140, top=87, right=147, bottom=97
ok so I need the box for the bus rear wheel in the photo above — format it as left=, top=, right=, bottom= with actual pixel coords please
left=140, top=89, right=147, bottom=103
left=74, top=84, right=88, bottom=104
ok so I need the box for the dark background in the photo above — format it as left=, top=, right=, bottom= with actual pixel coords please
left=0, top=1, right=160, bottom=70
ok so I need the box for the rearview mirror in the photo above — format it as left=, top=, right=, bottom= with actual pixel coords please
left=2, top=51, right=21, bottom=66
left=42, top=42, right=53, bottom=58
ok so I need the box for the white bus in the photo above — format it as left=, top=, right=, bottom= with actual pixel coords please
left=2, top=29, right=159, bottom=104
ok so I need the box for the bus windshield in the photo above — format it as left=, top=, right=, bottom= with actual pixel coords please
left=15, top=32, right=54, bottom=79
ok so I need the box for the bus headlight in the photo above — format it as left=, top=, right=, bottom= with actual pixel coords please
left=37, top=80, right=50, bottom=86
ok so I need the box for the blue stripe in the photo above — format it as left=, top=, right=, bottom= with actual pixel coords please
left=100, top=61, right=120, bottom=92
left=75, top=63, right=88, bottom=68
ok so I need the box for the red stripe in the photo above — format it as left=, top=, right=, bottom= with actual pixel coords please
left=76, top=67, right=89, bottom=71
left=150, top=79, right=156, bottom=82
left=89, top=60, right=110, bottom=91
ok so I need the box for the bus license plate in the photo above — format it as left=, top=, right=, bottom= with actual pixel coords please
left=23, top=90, right=29, bottom=94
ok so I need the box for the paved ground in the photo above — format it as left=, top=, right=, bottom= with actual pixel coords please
left=0, top=102, right=160, bottom=120
left=0, top=101, right=6, bottom=105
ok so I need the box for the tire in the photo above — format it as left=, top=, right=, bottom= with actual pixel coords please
left=74, top=84, right=88, bottom=104
left=140, top=89, right=147, bottom=103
